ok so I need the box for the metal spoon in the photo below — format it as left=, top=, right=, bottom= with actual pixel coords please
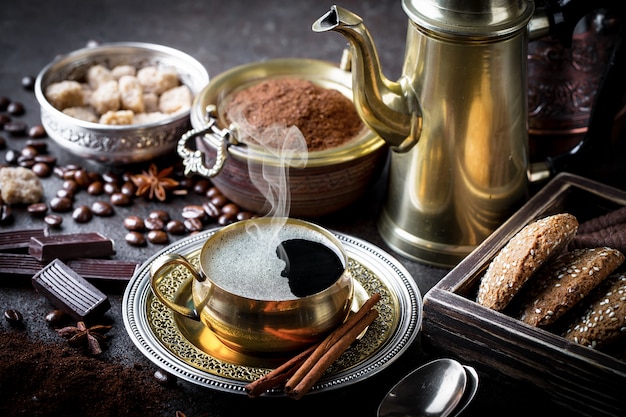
left=377, top=358, right=467, bottom=417
left=450, top=365, right=479, bottom=417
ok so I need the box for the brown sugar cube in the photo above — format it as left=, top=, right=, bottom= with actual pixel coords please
left=562, top=271, right=626, bottom=349
left=158, top=85, right=192, bottom=114
left=0, top=166, right=44, bottom=205
left=136, top=66, right=179, bottom=95
left=86, top=64, right=114, bottom=89
left=517, top=247, right=624, bottom=327
left=45, top=80, right=85, bottom=110
left=62, top=106, right=99, bottom=123
left=89, top=80, right=121, bottom=115
left=99, top=110, right=134, bottom=125
left=477, top=213, right=579, bottom=311
left=118, top=75, right=145, bottom=114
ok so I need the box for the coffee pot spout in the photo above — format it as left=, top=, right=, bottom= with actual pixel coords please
left=312, top=5, right=420, bottom=151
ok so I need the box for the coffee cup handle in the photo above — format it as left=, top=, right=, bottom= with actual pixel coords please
left=149, top=253, right=203, bottom=320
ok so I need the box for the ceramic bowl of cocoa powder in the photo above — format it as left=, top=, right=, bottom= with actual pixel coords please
left=178, top=58, right=387, bottom=218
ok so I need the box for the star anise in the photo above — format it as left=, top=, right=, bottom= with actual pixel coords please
left=130, top=163, right=180, bottom=201
left=56, top=321, right=112, bottom=355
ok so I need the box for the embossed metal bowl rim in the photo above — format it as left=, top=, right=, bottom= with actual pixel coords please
left=190, top=58, right=386, bottom=168
left=34, top=42, right=209, bottom=163
left=122, top=227, right=422, bottom=395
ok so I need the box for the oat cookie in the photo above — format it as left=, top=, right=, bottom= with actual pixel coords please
left=562, top=271, right=626, bottom=349
left=476, top=213, right=579, bottom=311
left=517, top=247, right=624, bottom=327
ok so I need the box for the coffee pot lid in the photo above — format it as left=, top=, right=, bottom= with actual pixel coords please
left=402, top=0, right=535, bottom=38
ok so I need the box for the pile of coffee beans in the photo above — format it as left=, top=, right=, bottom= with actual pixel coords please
left=122, top=182, right=256, bottom=246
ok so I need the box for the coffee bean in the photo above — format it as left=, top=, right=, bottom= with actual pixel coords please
left=102, top=171, right=120, bottom=183
left=28, top=124, right=46, bottom=138
left=21, top=76, right=36, bottom=90
left=4, top=309, right=24, bottom=326
left=3, top=121, right=27, bottom=136
left=27, top=140, right=48, bottom=153
left=87, top=181, right=104, bottom=195
left=166, top=219, right=186, bottom=235
left=49, top=196, right=73, bottom=212
left=57, top=188, right=75, bottom=200
left=31, top=162, right=52, bottom=177
left=7, top=101, right=24, bottom=116
left=202, top=202, right=220, bottom=219
left=45, top=309, right=68, bottom=326
left=154, top=369, right=176, bottom=386
left=0, top=114, right=10, bottom=129
left=181, top=205, right=206, bottom=221
left=221, top=203, right=239, bottom=218
left=91, top=201, right=114, bottom=216
left=34, top=154, right=56, bottom=164
left=74, top=168, right=92, bottom=188
left=0, top=204, right=13, bottom=224
left=206, top=186, right=222, bottom=199
left=144, top=217, right=164, bottom=231
left=27, top=202, right=48, bottom=217
left=104, top=182, right=120, bottom=194
left=147, top=230, right=169, bottom=244
left=72, top=205, right=93, bottom=223
left=44, top=214, right=63, bottom=228
left=217, top=214, right=234, bottom=226
left=120, top=181, right=137, bottom=196
left=184, top=217, right=203, bottom=232
left=123, top=215, right=145, bottom=231
left=237, top=211, right=253, bottom=221
left=210, top=194, right=228, bottom=208
left=20, top=145, right=39, bottom=159
left=148, top=209, right=170, bottom=223
left=110, top=192, right=131, bottom=206
left=193, top=179, right=211, bottom=195
left=4, top=149, right=18, bottom=164
left=125, top=231, right=146, bottom=246
left=0, top=96, right=9, bottom=111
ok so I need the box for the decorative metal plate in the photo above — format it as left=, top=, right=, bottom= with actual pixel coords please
left=122, top=228, right=422, bottom=395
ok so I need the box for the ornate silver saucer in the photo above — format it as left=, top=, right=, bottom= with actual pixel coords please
left=122, top=228, right=422, bottom=395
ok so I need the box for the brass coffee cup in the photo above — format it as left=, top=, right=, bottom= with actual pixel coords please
left=150, top=217, right=354, bottom=354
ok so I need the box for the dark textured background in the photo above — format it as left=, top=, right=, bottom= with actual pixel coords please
left=0, top=1, right=585, bottom=416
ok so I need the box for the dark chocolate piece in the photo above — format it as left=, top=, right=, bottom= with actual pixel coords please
left=29, top=232, right=115, bottom=261
left=0, top=228, right=48, bottom=251
left=67, top=258, right=140, bottom=282
left=0, top=254, right=139, bottom=283
left=0, top=253, right=46, bottom=276
left=31, top=259, right=110, bottom=321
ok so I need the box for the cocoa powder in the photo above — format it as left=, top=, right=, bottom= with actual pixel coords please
left=224, top=78, right=364, bottom=151
left=0, top=331, right=172, bottom=416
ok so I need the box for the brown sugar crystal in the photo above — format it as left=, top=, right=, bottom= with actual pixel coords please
left=224, top=78, right=364, bottom=151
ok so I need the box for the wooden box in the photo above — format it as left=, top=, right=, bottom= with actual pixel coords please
left=422, top=173, right=626, bottom=417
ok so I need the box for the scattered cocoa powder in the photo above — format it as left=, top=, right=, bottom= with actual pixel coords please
left=224, top=78, right=364, bottom=151
left=0, top=331, right=172, bottom=416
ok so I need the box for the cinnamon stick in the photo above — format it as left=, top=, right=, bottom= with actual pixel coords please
left=288, top=308, right=379, bottom=399
left=244, top=343, right=318, bottom=398
left=284, top=292, right=381, bottom=395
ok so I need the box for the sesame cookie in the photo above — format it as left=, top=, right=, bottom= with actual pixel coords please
left=562, top=271, right=626, bottom=349
left=476, top=213, right=579, bottom=311
left=517, top=247, right=624, bottom=327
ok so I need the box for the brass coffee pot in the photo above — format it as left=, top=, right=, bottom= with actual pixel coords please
left=313, top=1, right=621, bottom=267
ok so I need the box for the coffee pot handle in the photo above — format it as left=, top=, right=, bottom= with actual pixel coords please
left=149, top=253, right=204, bottom=320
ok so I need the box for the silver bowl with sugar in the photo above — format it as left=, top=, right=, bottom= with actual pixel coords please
left=35, top=42, right=209, bottom=165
